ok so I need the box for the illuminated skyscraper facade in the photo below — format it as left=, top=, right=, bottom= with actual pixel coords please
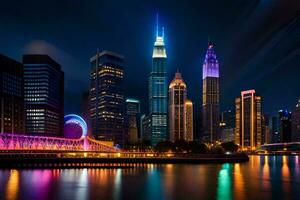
left=149, top=24, right=168, bottom=145
left=90, top=50, right=125, bottom=146
left=235, top=90, right=262, bottom=149
left=0, top=55, right=24, bottom=134
left=23, top=54, right=64, bottom=137
left=292, top=98, right=300, bottom=142
left=184, top=99, right=194, bottom=141
left=202, top=44, right=220, bottom=142
left=169, top=72, right=187, bottom=142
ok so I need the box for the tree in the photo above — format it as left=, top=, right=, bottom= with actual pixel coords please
left=155, top=141, right=175, bottom=152
left=221, top=141, right=239, bottom=152
left=174, top=140, right=189, bottom=152
left=188, top=141, right=209, bottom=154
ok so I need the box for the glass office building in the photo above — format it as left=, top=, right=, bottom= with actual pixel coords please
left=23, top=54, right=64, bottom=137
left=202, top=43, right=220, bottom=142
left=0, top=55, right=24, bottom=134
left=125, top=98, right=141, bottom=144
left=90, top=51, right=125, bottom=146
left=149, top=25, right=168, bottom=145
left=235, top=90, right=262, bottom=149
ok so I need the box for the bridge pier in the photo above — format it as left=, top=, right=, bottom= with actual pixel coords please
left=83, top=136, right=89, bottom=151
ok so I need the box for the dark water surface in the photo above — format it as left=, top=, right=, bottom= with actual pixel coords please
left=0, top=156, right=299, bottom=200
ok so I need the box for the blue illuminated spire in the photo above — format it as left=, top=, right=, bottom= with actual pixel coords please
left=156, top=14, right=159, bottom=38
left=155, top=14, right=164, bottom=39
left=153, top=14, right=166, bottom=58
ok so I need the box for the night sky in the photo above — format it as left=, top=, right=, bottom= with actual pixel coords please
left=0, top=0, right=299, bottom=119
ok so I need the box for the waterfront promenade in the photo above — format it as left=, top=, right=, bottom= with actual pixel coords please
left=0, top=151, right=249, bottom=168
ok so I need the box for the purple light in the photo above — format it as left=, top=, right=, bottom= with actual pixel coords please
left=64, top=114, right=88, bottom=138
left=202, top=45, right=219, bottom=79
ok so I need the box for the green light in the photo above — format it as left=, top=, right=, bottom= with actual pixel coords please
left=217, top=163, right=232, bottom=200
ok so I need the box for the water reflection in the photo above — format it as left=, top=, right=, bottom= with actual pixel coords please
left=113, top=169, right=122, bottom=200
left=6, top=170, right=19, bottom=200
left=261, top=156, right=271, bottom=190
left=146, top=165, right=163, bottom=200
left=282, top=156, right=290, bottom=180
left=282, top=156, right=291, bottom=195
left=1, top=156, right=300, bottom=200
left=76, top=169, right=88, bottom=200
left=233, top=164, right=245, bottom=200
left=217, top=163, right=232, bottom=200
left=295, top=156, right=299, bottom=176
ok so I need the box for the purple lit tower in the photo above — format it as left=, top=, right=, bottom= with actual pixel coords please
left=202, top=43, right=220, bottom=142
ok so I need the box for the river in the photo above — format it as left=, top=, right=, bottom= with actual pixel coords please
left=0, top=156, right=299, bottom=200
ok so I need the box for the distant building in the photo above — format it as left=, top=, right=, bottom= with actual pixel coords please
left=202, top=43, right=220, bottom=142
left=0, top=55, right=24, bottom=134
left=141, top=114, right=151, bottom=142
left=261, top=114, right=270, bottom=144
left=220, top=110, right=235, bottom=129
left=278, top=110, right=292, bottom=143
left=80, top=91, right=91, bottom=136
left=168, top=72, right=187, bottom=142
left=126, top=98, right=140, bottom=144
left=23, top=54, right=64, bottom=137
left=292, top=98, right=300, bottom=142
left=220, top=128, right=235, bottom=142
left=149, top=23, right=168, bottom=145
left=184, top=99, right=194, bottom=141
left=89, top=50, right=125, bottom=146
left=271, top=116, right=281, bottom=143
left=220, top=110, right=235, bottom=142
left=235, top=90, right=262, bottom=149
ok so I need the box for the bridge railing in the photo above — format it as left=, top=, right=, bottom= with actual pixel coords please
left=0, top=133, right=119, bottom=152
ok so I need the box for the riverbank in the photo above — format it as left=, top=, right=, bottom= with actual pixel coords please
left=0, top=153, right=249, bottom=169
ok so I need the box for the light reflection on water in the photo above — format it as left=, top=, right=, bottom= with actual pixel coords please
left=0, top=156, right=299, bottom=200
left=217, top=163, right=232, bottom=200
left=5, top=170, right=19, bottom=200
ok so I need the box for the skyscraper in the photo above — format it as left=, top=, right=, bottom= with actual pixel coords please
left=141, top=114, right=151, bottom=142
left=169, top=72, right=187, bottom=142
left=90, top=50, right=125, bottom=146
left=202, top=43, right=220, bottom=142
left=184, top=99, right=194, bottom=141
left=235, top=90, right=262, bottom=150
left=149, top=20, right=168, bottom=145
left=0, top=55, right=24, bottom=134
left=261, top=114, right=270, bottom=144
left=220, top=110, right=235, bottom=142
left=23, top=54, right=64, bottom=137
left=271, top=116, right=281, bottom=143
left=292, top=98, right=300, bottom=142
left=126, top=98, right=140, bottom=144
left=80, top=91, right=91, bottom=136
left=278, top=110, right=292, bottom=143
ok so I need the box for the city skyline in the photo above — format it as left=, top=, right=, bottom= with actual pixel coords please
left=0, top=0, right=298, bottom=119
left=0, top=2, right=299, bottom=199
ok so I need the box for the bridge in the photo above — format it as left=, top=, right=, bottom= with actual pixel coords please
left=0, top=133, right=119, bottom=152
left=0, top=114, right=119, bottom=152
left=257, top=142, right=300, bottom=154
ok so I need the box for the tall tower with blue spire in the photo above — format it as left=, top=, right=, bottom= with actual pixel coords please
left=149, top=15, right=168, bottom=145
left=202, top=42, right=220, bottom=142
